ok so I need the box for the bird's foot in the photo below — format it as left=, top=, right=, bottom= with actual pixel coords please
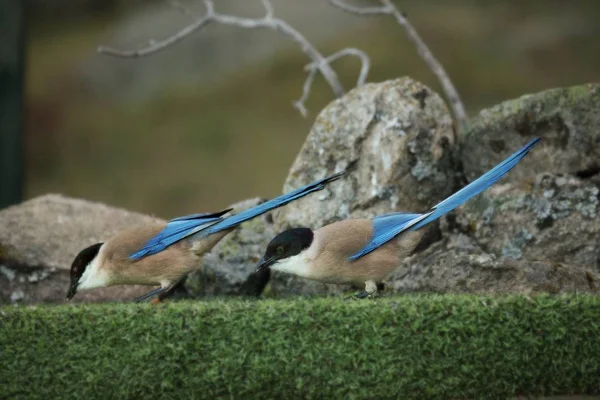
left=134, top=286, right=167, bottom=303
left=345, top=281, right=379, bottom=300
left=351, top=291, right=371, bottom=299
left=344, top=292, right=362, bottom=300
left=150, top=298, right=164, bottom=305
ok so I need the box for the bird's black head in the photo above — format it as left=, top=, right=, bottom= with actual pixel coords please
left=255, top=228, right=314, bottom=273
left=67, top=242, right=103, bottom=301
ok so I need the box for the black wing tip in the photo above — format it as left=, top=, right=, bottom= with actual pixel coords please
left=324, top=159, right=359, bottom=183
left=216, top=207, right=234, bottom=217
left=512, top=137, right=540, bottom=159
left=345, top=159, right=359, bottom=173
left=526, top=137, right=541, bottom=148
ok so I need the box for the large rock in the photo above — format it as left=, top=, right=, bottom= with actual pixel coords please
left=271, top=82, right=600, bottom=297
left=448, top=173, right=599, bottom=269
left=460, top=84, right=600, bottom=184
left=267, top=270, right=353, bottom=298
left=274, top=77, right=457, bottom=232
left=0, top=194, right=163, bottom=304
left=390, top=235, right=599, bottom=294
left=0, top=266, right=153, bottom=305
left=184, top=197, right=350, bottom=298
left=184, top=198, right=273, bottom=298
left=0, top=194, right=163, bottom=271
left=0, top=195, right=280, bottom=304
left=269, top=78, right=455, bottom=295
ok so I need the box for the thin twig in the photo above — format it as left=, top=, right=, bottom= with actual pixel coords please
left=166, top=0, right=193, bottom=15
left=98, top=0, right=372, bottom=115
left=208, top=9, right=345, bottom=97
left=98, top=14, right=212, bottom=58
left=381, top=0, right=468, bottom=129
left=330, top=0, right=390, bottom=15
left=306, top=48, right=370, bottom=87
left=330, top=0, right=468, bottom=130
left=294, top=68, right=317, bottom=117
left=260, top=0, right=274, bottom=18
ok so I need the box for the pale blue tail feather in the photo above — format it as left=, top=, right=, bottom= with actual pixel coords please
left=130, top=163, right=354, bottom=261
left=349, top=137, right=540, bottom=260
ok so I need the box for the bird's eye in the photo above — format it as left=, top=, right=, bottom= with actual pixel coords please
left=277, top=246, right=284, bottom=255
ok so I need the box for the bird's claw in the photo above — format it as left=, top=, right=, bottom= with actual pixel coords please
left=344, top=291, right=371, bottom=300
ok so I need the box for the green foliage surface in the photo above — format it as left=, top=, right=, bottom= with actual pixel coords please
left=2, top=294, right=599, bottom=399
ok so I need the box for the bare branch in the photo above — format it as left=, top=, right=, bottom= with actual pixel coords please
left=297, top=48, right=371, bottom=115
left=260, top=0, right=274, bottom=19
left=329, top=0, right=390, bottom=15
left=98, top=0, right=216, bottom=58
left=330, top=0, right=468, bottom=130
left=381, top=0, right=467, bottom=129
left=97, top=14, right=213, bottom=58
left=203, top=0, right=214, bottom=14
left=166, top=0, right=193, bottom=16
left=294, top=68, right=317, bottom=117
left=98, top=0, right=364, bottom=114
left=306, top=48, right=370, bottom=87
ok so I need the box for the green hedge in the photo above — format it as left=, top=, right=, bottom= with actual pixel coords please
left=2, top=295, right=599, bottom=399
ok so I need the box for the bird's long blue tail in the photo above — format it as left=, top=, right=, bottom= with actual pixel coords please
left=411, top=137, right=540, bottom=231
left=197, top=161, right=356, bottom=238
left=349, top=138, right=540, bottom=260
left=129, top=161, right=356, bottom=260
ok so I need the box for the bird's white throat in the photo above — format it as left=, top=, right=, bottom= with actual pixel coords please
left=271, top=251, right=311, bottom=278
left=77, top=246, right=109, bottom=291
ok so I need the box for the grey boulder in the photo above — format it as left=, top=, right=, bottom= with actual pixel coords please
left=0, top=194, right=162, bottom=304
left=269, top=77, right=456, bottom=295
left=448, top=173, right=599, bottom=269
left=0, top=195, right=274, bottom=304
left=460, top=83, right=600, bottom=184
left=390, top=235, right=598, bottom=295
left=184, top=198, right=273, bottom=298
left=273, top=77, right=457, bottom=232
left=0, top=193, right=162, bottom=271
left=273, top=81, right=600, bottom=297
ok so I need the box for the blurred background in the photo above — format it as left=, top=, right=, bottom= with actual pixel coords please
left=19, top=0, right=600, bottom=218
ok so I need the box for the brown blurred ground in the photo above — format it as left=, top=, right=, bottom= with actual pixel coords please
left=25, top=0, right=600, bottom=218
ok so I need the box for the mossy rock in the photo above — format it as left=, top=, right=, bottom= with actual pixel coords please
left=460, top=83, right=600, bottom=183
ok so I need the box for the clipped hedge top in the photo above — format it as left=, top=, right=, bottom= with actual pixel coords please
left=2, top=294, right=600, bottom=399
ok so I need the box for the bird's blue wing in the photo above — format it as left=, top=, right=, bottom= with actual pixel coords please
left=129, top=209, right=232, bottom=261
left=197, top=164, right=355, bottom=238
left=349, top=137, right=540, bottom=260
left=348, top=212, right=422, bottom=261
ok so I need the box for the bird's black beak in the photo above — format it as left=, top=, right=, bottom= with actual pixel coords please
left=255, top=255, right=277, bottom=273
left=66, top=284, right=77, bottom=301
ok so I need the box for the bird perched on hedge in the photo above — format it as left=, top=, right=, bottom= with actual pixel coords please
left=66, top=163, right=355, bottom=303
left=255, top=138, right=540, bottom=298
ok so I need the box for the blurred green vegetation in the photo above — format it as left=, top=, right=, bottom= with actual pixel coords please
left=25, top=1, right=600, bottom=218
left=2, top=294, right=599, bottom=399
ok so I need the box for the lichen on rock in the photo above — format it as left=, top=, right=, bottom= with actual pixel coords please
left=274, top=77, right=457, bottom=233
left=451, top=173, right=600, bottom=268
left=460, top=83, right=600, bottom=184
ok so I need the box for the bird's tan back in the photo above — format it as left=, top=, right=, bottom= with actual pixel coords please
left=100, top=223, right=201, bottom=287
left=311, top=219, right=423, bottom=285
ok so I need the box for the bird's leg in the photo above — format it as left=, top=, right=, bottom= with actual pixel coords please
left=155, top=278, right=188, bottom=302
left=137, top=276, right=189, bottom=304
left=148, top=277, right=189, bottom=305
left=346, top=280, right=379, bottom=300
left=134, top=287, right=167, bottom=303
